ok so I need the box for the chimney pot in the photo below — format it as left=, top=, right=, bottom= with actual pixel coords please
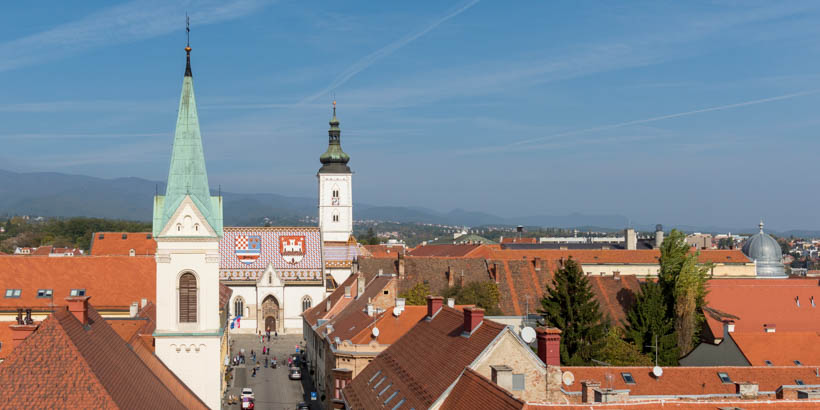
left=536, top=327, right=562, bottom=366
left=426, top=296, right=443, bottom=319
left=141, top=298, right=148, bottom=308
left=462, top=306, right=484, bottom=335
left=723, top=319, right=735, bottom=333
left=130, top=302, right=139, bottom=318
left=66, top=296, right=91, bottom=325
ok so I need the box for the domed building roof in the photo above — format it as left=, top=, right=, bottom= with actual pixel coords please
left=741, top=220, right=785, bottom=277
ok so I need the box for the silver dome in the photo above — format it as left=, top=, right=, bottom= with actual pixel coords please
left=741, top=220, right=785, bottom=277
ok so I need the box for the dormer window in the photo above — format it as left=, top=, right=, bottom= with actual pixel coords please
left=129, top=249, right=136, bottom=257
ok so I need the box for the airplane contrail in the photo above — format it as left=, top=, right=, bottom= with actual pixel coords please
left=508, top=88, right=820, bottom=147
left=300, top=0, right=480, bottom=104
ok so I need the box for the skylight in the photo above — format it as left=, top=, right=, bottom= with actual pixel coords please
left=373, top=376, right=386, bottom=390
left=70, top=289, right=86, bottom=297
left=4, top=289, right=21, bottom=298
left=796, top=379, right=805, bottom=385
left=765, top=360, right=773, bottom=366
left=717, top=372, right=732, bottom=384
left=392, top=398, right=405, bottom=410
left=36, top=289, right=53, bottom=298
left=385, top=390, right=399, bottom=405
left=368, top=370, right=381, bottom=384
left=379, top=383, right=392, bottom=397
left=794, top=360, right=803, bottom=366
left=621, top=372, right=636, bottom=384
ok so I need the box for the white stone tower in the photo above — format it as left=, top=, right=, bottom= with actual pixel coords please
left=152, top=40, right=224, bottom=409
left=318, top=101, right=353, bottom=242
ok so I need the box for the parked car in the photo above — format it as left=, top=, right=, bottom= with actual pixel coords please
left=241, top=397, right=254, bottom=409
left=289, top=367, right=302, bottom=380
left=297, top=402, right=310, bottom=410
left=241, top=388, right=254, bottom=400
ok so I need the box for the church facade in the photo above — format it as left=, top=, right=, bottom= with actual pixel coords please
left=152, top=39, right=358, bottom=406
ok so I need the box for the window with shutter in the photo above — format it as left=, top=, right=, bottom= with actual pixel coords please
left=179, top=273, right=197, bottom=323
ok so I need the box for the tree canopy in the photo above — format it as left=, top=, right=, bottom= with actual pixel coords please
left=442, top=281, right=502, bottom=315
left=538, top=258, right=607, bottom=365
left=398, top=282, right=431, bottom=306
left=624, top=280, right=679, bottom=365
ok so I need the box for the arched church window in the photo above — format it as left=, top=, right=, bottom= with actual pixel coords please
left=178, top=273, right=197, bottom=323
left=234, top=297, right=244, bottom=317
left=194, top=224, right=199, bottom=232
left=302, top=295, right=312, bottom=313
left=177, top=224, right=182, bottom=232
left=332, top=212, right=339, bottom=222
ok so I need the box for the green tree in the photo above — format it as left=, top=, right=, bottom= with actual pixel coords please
left=624, top=281, right=679, bottom=365
left=538, top=258, right=607, bottom=365
left=399, top=282, right=430, bottom=305
left=442, top=281, right=502, bottom=315
left=658, top=229, right=710, bottom=356
left=598, top=327, right=653, bottom=366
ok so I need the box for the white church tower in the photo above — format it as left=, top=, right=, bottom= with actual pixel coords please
left=152, top=40, right=224, bottom=409
left=318, top=101, right=353, bottom=242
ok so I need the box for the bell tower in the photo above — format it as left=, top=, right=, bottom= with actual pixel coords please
left=318, top=101, right=353, bottom=242
left=152, top=32, right=224, bottom=409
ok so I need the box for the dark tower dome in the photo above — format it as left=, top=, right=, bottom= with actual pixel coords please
left=319, top=101, right=351, bottom=173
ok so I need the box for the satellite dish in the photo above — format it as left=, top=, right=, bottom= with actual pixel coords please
left=562, top=371, right=575, bottom=386
left=520, top=327, right=536, bottom=344
left=372, top=327, right=380, bottom=337
left=392, top=307, right=401, bottom=317
left=652, top=366, right=663, bottom=378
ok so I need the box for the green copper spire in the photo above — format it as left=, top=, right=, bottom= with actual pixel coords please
left=319, top=101, right=351, bottom=173
left=153, top=44, right=223, bottom=237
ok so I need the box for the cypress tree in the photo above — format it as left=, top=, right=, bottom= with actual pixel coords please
left=538, top=258, right=607, bottom=365
left=624, top=280, right=679, bottom=365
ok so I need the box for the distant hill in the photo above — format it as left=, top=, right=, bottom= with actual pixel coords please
left=1, top=169, right=817, bottom=236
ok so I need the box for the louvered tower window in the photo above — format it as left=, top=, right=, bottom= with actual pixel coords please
left=179, top=273, right=197, bottom=323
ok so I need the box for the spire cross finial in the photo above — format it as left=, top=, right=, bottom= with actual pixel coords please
left=186, top=14, right=190, bottom=47
left=759, top=219, right=764, bottom=232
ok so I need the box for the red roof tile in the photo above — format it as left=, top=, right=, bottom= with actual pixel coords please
left=363, top=244, right=406, bottom=258
left=408, top=244, right=484, bottom=257
left=587, top=275, right=642, bottom=325
left=0, top=303, right=206, bottom=409
left=525, top=400, right=820, bottom=409
left=303, top=272, right=360, bottom=327
left=0, top=256, right=155, bottom=311
left=561, top=366, right=820, bottom=397
left=90, top=232, right=156, bottom=256
left=731, top=331, right=820, bottom=366
left=704, top=278, right=820, bottom=339
left=441, top=368, right=525, bottom=410
left=501, top=237, right=537, bottom=244
left=343, top=306, right=506, bottom=409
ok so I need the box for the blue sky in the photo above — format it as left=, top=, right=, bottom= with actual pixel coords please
left=1, top=1, right=819, bottom=230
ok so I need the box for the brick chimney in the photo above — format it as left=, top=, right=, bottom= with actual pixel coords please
left=10, top=323, right=39, bottom=349
left=534, top=257, right=542, bottom=271
left=491, top=263, right=499, bottom=283
left=426, top=296, right=443, bottom=319
left=462, top=307, right=484, bottom=335
left=447, top=266, right=455, bottom=287
left=357, top=274, right=365, bottom=298
left=66, top=295, right=91, bottom=325
left=398, top=254, right=405, bottom=279
left=537, top=327, right=562, bottom=366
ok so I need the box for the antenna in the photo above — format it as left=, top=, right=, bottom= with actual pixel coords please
left=645, top=333, right=659, bottom=368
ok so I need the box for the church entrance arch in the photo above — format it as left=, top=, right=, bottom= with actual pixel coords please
left=261, top=295, right=280, bottom=332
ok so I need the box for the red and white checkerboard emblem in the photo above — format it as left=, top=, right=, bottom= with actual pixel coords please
left=235, top=235, right=261, bottom=264
left=280, top=235, right=305, bottom=264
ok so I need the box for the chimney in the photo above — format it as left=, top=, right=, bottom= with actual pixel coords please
left=447, top=266, right=454, bottom=287
left=426, top=296, right=443, bottom=319
left=723, top=320, right=735, bottom=334
left=764, top=323, right=776, bottom=333
left=624, top=228, right=637, bottom=250
left=395, top=298, right=405, bottom=313
left=130, top=302, right=139, bottom=318
left=613, top=271, right=621, bottom=281
left=66, top=296, right=91, bottom=325
left=398, top=253, right=405, bottom=279
left=352, top=257, right=359, bottom=274
left=491, top=365, right=513, bottom=392
left=140, top=298, right=148, bottom=309
left=357, top=274, right=365, bottom=298
left=536, top=327, right=562, bottom=366
left=326, top=299, right=331, bottom=311
left=366, top=303, right=374, bottom=317
left=462, top=307, right=484, bottom=335
left=736, top=382, right=759, bottom=399
left=378, top=268, right=383, bottom=276
left=10, top=322, right=39, bottom=350
left=447, top=298, right=455, bottom=308
left=344, top=286, right=351, bottom=298
left=581, top=380, right=600, bottom=403
left=534, top=257, right=542, bottom=271
left=654, top=224, right=664, bottom=249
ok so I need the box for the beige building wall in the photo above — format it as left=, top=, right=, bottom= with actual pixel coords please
left=581, top=263, right=755, bottom=278
left=472, top=331, right=547, bottom=403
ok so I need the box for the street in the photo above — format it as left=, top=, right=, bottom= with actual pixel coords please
left=224, top=334, right=321, bottom=410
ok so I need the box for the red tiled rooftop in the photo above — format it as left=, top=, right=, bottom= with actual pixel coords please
left=0, top=256, right=155, bottom=311
left=488, top=249, right=749, bottom=264
left=441, top=368, right=525, bottom=410
left=562, top=365, right=820, bottom=397
left=704, top=278, right=820, bottom=339
left=343, top=306, right=506, bottom=409
left=0, top=303, right=206, bottom=409
left=731, top=331, right=820, bottom=366
left=363, top=244, right=405, bottom=258
left=90, top=232, right=156, bottom=256
left=408, top=244, right=484, bottom=257
left=501, top=237, right=537, bottom=244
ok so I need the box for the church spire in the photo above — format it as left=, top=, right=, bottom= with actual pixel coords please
left=319, top=100, right=351, bottom=173
left=153, top=29, right=222, bottom=237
